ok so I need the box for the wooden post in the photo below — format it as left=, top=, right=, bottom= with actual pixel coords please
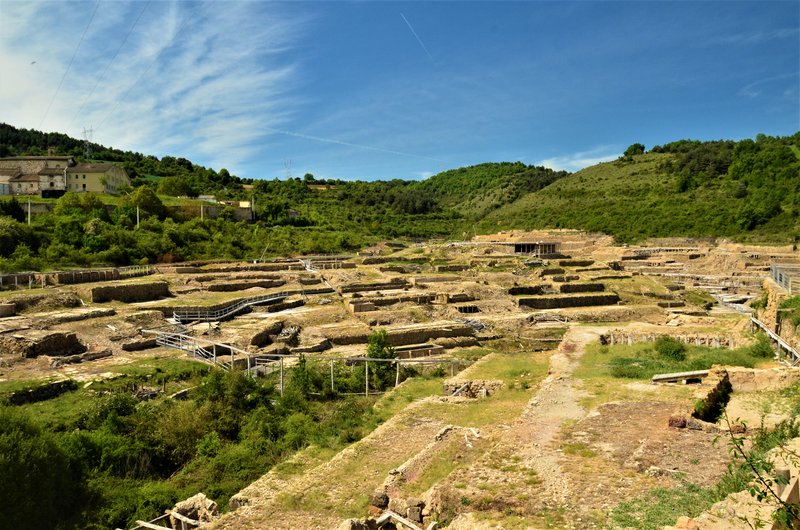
left=330, top=360, right=335, bottom=392
left=212, top=344, right=216, bottom=365
left=365, top=362, right=369, bottom=397
left=395, top=361, right=400, bottom=387
left=280, top=357, right=284, bottom=396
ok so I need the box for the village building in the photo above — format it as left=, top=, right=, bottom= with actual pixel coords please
left=0, top=156, right=130, bottom=196
left=0, top=155, right=73, bottom=196
left=9, top=173, right=40, bottom=195
left=65, top=163, right=130, bottom=194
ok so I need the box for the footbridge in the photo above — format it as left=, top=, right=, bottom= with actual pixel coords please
left=751, top=317, right=800, bottom=366
left=170, top=288, right=334, bottom=323
left=143, top=329, right=283, bottom=373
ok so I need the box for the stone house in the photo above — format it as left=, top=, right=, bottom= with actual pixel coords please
left=9, top=173, right=40, bottom=195
left=0, top=156, right=73, bottom=196
left=38, top=167, right=68, bottom=198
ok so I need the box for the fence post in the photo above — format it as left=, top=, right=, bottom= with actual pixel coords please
left=395, top=361, right=400, bottom=387
left=365, top=362, right=369, bottom=397
left=330, top=360, right=335, bottom=392
left=280, top=357, right=284, bottom=396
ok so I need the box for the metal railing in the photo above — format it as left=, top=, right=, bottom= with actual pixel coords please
left=170, top=287, right=335, bottom=323
left=751, top=317, right=800, bottom=366
left=147, top=329, right=274, bottom=372
left=172, top=292, right=289, bottom=323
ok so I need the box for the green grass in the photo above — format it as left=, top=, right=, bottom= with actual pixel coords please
left=572, top=340, right=772, bottom=410
left=609, top=483, right=712, bottom=530
left=415, top=351, right=549, bottom=427
left=579, top=341, right=768, bottom=381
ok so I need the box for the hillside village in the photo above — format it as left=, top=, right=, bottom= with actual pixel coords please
left=0, top=154, right=131, bottom=196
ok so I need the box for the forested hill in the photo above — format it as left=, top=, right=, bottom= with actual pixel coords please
left=481, top=133, right=800, bottom=243
left=415, top=162, right=569, bottom=219
left=0, top=122, right=798, bottom=273
left=0, top=123, right=245, bottom=196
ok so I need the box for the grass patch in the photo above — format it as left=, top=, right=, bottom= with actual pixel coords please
left=404, top=435, right=490, bottom=496
left=684, top=289, right=716, bottom=309
left=609, top=483, right=711, bottom=530
left=562, top=442, right=597, bottom=458
left=581, top=341, right=769, bottom=381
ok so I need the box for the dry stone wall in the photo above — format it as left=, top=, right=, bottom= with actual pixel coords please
left=518, top=293, right=620, bottom=309
left=91, top=281, right=170, bottom=303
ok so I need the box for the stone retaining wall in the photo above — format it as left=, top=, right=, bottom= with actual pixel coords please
left=559, top=259, right=594, bottom=267
left=435, top=264, right=469, bottom=272
left=207, top=279, right=286, bottom=292
left=443, top=379, right=503, bottom=398
left=91, top=281, right=171, bottom=303
left=518, top=293, right=620, bottom=309
left=386, top=324, right=473, bottom=346
left=508, top=285, right=550, bottom=296
left=340, top=279, right=409, bottom=294
left=265, top=299, right=305, bottom=313
left=559, top=283, right=605, bottom=293
left=6, top=379, right=78, bottom=405
left=605, top=331, right=743, bottom=349
left=412, top=275, right=459, bottom=285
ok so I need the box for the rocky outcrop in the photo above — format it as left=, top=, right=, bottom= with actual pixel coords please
left=170, top=493, right=219, bottom=526
left=0, top=331, right=86, bottom=358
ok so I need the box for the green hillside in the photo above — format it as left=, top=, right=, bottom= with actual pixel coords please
left=415, top=162, right=568, bottom=219
left=0, top=123, right=798, bottom=272
left=480, top=134, right=800, bottom=243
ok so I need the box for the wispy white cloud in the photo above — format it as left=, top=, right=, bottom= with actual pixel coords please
left=738, top=73, right=799, bottom=98
left=717, top=27, right=799, bottom=45
left=537, top=146, right=620, bottom=172
left=0, top=1, right=308, bottom=175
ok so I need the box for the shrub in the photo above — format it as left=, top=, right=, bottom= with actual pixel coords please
left=748, top=333, right=775, bottom=358
left=0, top=407, right=87, bottom=529
left=654, top=336, right=686, bottom=361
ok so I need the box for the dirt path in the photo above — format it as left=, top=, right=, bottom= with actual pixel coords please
left=443, top=325, right=607, bottom=528
left=511, top=326, right=602, bottom=505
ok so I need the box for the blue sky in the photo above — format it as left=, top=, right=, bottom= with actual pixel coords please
left=0, top=1, right=797, bottom=181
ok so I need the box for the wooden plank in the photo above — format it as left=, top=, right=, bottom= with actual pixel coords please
left=134, top=520, right=173, bottom=530
left=651, top=370, right=709, bottom=383
left=169, top=510, right=200, bottom=525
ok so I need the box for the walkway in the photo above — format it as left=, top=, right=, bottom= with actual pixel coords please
left=751, top=317, right=800, bottom=366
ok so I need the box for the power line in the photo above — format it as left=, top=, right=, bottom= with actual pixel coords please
left=39, top=0, right=101, bottom=129
left=71, top=0, right=151, bottom=127
left=96, top=2, right=201, bottom=131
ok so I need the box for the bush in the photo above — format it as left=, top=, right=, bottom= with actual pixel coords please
left=654, top=336, right=686, bottom=361
left=748, top=333, right=775, bottom=358
left=0, top=407, right=87, bottom=529
left=692, top=374, right=732, bottom=423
